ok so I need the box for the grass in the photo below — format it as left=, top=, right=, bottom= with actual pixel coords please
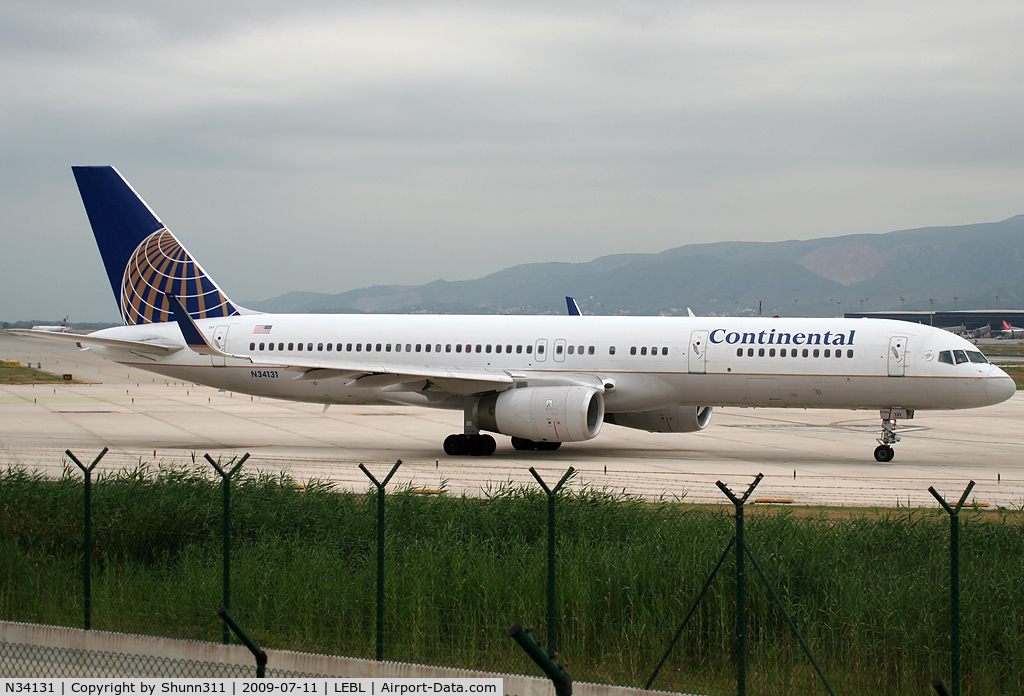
left=1, top=463, right=1023, bottom=695
left=0, top=364, right=78, bottom=384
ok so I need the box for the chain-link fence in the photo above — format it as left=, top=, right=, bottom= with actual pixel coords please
left=2, top=453, right=1022, bottom=695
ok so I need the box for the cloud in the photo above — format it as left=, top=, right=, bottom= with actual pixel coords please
left=2, top=1, right=1024, bottom=320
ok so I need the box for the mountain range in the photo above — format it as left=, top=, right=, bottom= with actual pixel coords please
left=244, top=216, right=1024, bottom=317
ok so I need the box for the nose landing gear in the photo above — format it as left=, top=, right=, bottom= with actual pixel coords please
left=874, top=408, right=913, bottom=462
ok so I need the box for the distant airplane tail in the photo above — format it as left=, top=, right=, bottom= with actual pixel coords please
left=72, top=166, right=242, bottom=326
left=1003, top=321, right=1012, bottom=331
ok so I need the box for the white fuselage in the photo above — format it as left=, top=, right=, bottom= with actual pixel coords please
left=86, top=314, right=1015, bottom=413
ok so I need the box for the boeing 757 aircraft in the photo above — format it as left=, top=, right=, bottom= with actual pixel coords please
left=14, top=167, right=1016, bottom=462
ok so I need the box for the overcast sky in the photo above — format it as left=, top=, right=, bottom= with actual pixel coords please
left=3, top=1, right=1023, bottom=322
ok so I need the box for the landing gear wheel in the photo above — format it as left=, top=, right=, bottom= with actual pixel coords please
left=537, top=442, right=562, bottom=451
left=874, top=445, right=894, bottom=463
left=444, top=434, right=467, bottom=456
left=467, top=434, right=495, bottom=456
left=511, top=437, right=536, bottom=451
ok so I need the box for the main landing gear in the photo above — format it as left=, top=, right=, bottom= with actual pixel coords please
left=444, top=433, right=495, bottom=456
left=874, top=408, right=912, bottom=462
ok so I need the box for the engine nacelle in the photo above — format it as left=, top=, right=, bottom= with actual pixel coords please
left=604, top=406, right=712, bottom=433
left=474, top=386, right=604, bottom=442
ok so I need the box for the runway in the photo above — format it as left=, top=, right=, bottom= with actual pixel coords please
left=3, top=332, right=1023, bottom=509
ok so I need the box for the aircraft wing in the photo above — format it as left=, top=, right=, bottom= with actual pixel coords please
left=165, top=294, right=513, bottom=391
left=8, top=329, right=183, bottom=356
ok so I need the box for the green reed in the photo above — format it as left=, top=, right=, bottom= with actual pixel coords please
left=1, top=464, right=1022, bottom=695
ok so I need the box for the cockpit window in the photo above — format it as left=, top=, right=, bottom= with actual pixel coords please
left=938, top=350, right=954, bottom=365
left=967, top=351, right=989, bottom=364
left=953, top=350, right=968, bottom=364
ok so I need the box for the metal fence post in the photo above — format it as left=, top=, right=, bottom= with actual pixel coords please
left=206, top=453, right=250, bottom=645
left=65, top=447, right=108, bottom=630
left=929, top=481, right=975, bottom=696
left=218, top=608, right=267, bottom=677
left=530, top=466, right=575, bottom=659
left=360, top=460, right=402, bottom=662
left=717, top=473, right=763, bottom=696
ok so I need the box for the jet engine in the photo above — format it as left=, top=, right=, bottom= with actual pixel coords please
left=604, top=406, right=712, bottom=433
left=474, top=386, right=604, bottom=442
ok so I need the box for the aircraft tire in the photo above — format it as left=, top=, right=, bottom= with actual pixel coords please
left=537, top=441, right=562, bottom=451
left=874, top=445, right=894, bottom=463
left=511, top=437, right=536, bottom=451
left=483, top=434, right=496, bottom=456
left=467, top=435, right=492, bottom=457
left=444, top=434, right=467, bottom=456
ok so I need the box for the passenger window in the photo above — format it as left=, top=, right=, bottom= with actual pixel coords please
left=436, top=345, right=441, bottom=352
left=769, top=348, right=776, bottom=357
left=526, top=345, right=533, bottom=354
left=250, top=342, right=255, bottom=350
left=736, top=348, right=743, bottom=357
left=356, top=344, right=361, bottom=352
left=758, top=348, right=765, bottom=357
left=802, top=349, right=808, bottom=358
left=346, top=343, right=352, bottom=351
left=416, top=344, right=422, bottom=352
left=288, top=343, right=294, bottom=351
left=578, top=345, right=584, bottom=354
left=475, top=345, right=482, bottom=353
left=780, top=349, right=787, bottom=357
left=516, top=345, right=523, bottom=354
left=279, top=343, right=284, bottom=351
left=269, top=343, right=275, bottom=351
left=824, top=349, right=830, bottom=358
left=953, top=350, right=968, bottom=364
left=967, top=351, right=988, bottom=363
left=296, top=343, right=302, bottom=351
left=497, top=345, right=504, bottom=354
left=456, top=344, right=462, bottom=353
left=395, top=344, right=401, bottom=352
left=308, top=343, right=313, bottom=351
left=385, top=344, right=391, bottom=352
left=567, top=345, right=574, bottom=355
left=555, top=345, right=563, bottom=355
left=507, top=345, right=512, bottom=353
left=835, top=350, right=842, bottom=359
left=747, top=348, right=753, bottom=357
left=425, top=344, right=431, bottom=352
left=537, top=344, right=544, bottom=354
left=847, top=349, right=854, bottom=358
left=405, top=344, right=411, bottom=352
left=375, top=343, right=381, bottom=352
left=317, top=343, right=323, bottom=351
left=258, top=343, right=265, bottom=350
left=661, top=347, right=668, bottom=356
left=446, top=345, right=452, bottom=353
left=589, top=346, right=595, bottom=355
left=650, top=347, right=656, bottom=355
left=609, top=346, right=616, bottom=355
left=486, top=345, right=492, bottom=353
left=630, top=347, right=637, bottom=355
left=938, top=350, right=954, bottom=364
left=641, top=347, right=647, bottom=356
left=336, top=343, right=342, bottom=351
left=327, top=343, right=332, bottom=351
left=813, top=349, right=819, bottom=358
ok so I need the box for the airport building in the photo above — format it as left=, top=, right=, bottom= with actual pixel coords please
left=843, top=309, right=1024, bottom=335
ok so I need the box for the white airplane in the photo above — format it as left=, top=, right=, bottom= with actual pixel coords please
left=998, top=321, right=1024, bottom=339
left=14, top=167, right=1017, bottom=462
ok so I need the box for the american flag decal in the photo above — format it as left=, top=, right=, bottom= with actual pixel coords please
left=253, top=325, right=273, bottom=334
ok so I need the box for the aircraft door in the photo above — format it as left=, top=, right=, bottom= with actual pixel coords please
left=688, top=330, right=708, bottom=374
left=887, top=336, right=907, bottom=377
left=553, top=339, right=566, bottom=362
left=534, top=339, right=548, bottom=362
left=212, top=326, right=229, bottom=367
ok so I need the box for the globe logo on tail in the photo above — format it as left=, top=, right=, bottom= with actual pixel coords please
left=120, top=229, right=238, bottom=325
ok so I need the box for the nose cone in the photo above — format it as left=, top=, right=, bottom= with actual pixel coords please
left=987, top=366, right=1017, bottom=405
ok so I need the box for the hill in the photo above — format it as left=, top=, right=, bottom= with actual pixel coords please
left=244, top=216, right=1024, bottom=317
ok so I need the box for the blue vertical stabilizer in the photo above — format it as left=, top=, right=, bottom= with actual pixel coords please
left=72, top=166, right=241, bottom=325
